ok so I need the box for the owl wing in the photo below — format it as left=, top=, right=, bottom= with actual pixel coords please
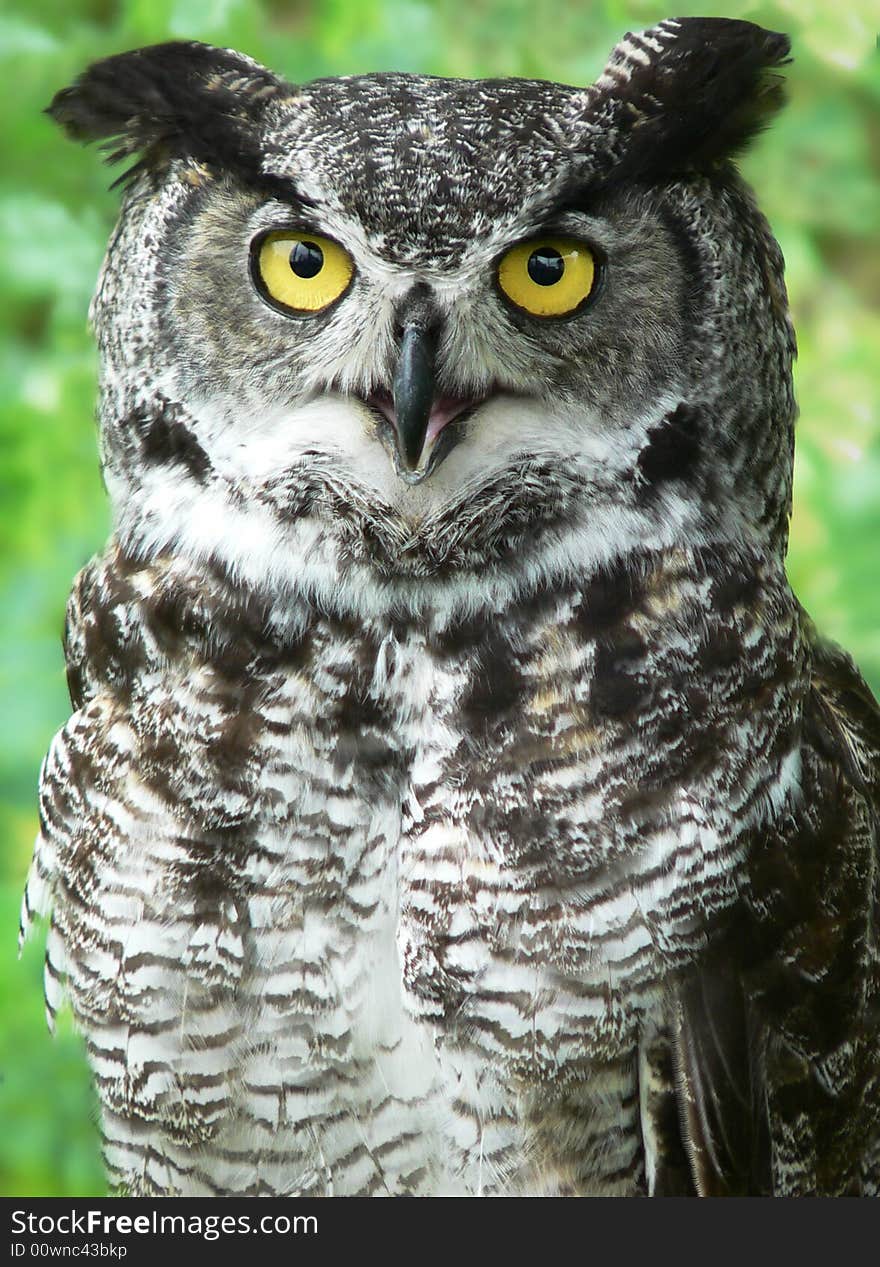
left=21, top=700, right=140, bottom=1037
left=20, top=556, right=255, bottom=1193
left=20, top=561, right=147, bottom=1035
left=658, top=629, right=880, bottom=1196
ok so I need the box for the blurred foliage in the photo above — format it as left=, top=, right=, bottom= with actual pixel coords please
left=0, top=0, right=877, bottom=1197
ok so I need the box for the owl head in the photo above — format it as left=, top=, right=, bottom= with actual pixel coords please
left=50, top=17, right=795, bottom=616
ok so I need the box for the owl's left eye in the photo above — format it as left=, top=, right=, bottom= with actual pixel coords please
left=496, top=235, right=597, bottom=318
left=251, top=231, right=354, bottom=314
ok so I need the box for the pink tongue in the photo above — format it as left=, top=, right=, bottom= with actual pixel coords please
left=369, top=391, right=476, bottom=451
left=425, top=396, right=474, bottom=446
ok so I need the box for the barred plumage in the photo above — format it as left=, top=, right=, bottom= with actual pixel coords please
left=23, top=16, right=880, bottom=1195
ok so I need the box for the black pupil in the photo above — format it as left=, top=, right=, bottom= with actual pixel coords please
left=289, top=240, right=324, bottom=279
left=527, top=247, right=564, bottom=286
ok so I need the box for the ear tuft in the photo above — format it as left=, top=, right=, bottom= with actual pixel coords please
left=47, top=42, right=285, bottom=187
left=593, top=17, right=791, bottom=178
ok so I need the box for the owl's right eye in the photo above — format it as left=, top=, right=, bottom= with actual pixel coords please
left=251, top=231, right=354, bottom=314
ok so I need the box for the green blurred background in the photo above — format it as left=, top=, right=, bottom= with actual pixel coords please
left=0, top=0, right=877, bottom=1196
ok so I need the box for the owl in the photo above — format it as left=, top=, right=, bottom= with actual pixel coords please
left=21, top=16, right=880, bottom=1197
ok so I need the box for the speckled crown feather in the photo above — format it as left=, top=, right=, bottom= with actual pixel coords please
left=49, top=17, right=790, bottom=242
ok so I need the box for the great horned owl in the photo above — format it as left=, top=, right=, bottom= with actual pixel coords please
left=21, top=17, right=880, bottom=1196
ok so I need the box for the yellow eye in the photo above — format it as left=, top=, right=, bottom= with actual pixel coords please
left=497, top=236, right=597, bottom=318
left=253, top=231, right=354, bottom=313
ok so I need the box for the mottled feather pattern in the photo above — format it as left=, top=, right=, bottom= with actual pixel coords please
left=23, top=15, right=880, bottom=1195
left=28, top=538, right=809, bottom=1194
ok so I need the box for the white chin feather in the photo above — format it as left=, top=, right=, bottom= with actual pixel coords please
left=108, top=388, right=693, bottom=620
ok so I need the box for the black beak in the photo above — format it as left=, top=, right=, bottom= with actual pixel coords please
left=367, top=287, right=485, bottom=479
left=393, top=314, right=437, bottom=472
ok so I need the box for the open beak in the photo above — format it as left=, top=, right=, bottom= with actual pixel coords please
left=365, top=294, right=485, bottom=480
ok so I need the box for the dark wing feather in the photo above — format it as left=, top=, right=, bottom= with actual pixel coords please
left=661, top=627, right=880, bottom=1196
left=668, top=960, right=770, bottom=1196
left=804, top=633, right=880, bottom=800
left=785, top=630, right=880, bottom=1195
left=639, top=1023, right=696, bottom=1196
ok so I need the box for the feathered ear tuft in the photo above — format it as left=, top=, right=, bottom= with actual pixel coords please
left=47, top=41, right=286, bottom=187
left=591, top=17, right=791, bottom=179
